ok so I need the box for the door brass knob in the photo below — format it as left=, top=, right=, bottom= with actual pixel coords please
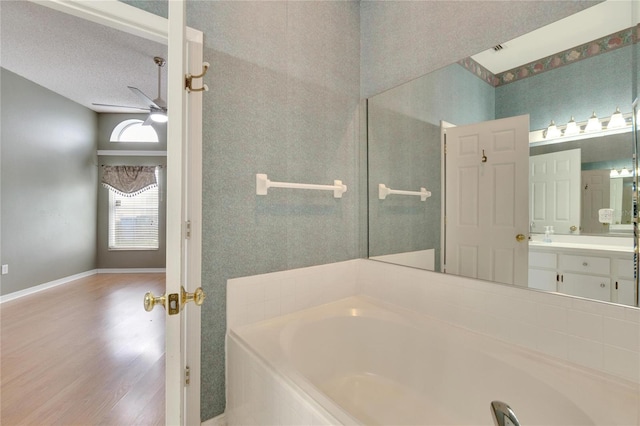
left=144, top=291, right=166, bottom=312
left=570, top=225, right=577, bottom=232
left=515, top=234, right=526, bottom=242
left=181, top=286, right=206, bottom=308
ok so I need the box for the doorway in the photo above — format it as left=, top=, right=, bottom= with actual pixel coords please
left=1, top=1, right=204, bottom=423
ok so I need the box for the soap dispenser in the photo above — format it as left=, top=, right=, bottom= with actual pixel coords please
left=543, top=225, right=554, bottom=243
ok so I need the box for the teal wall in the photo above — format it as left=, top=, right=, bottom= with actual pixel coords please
left=188, top=1, right=361, bottom=419
left=496, top=45, right=634, bottom=131
left=0, top=68, right=98, bottom=296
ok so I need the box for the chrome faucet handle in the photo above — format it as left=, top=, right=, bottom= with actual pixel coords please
left=491, top=401, right=520, bottom=426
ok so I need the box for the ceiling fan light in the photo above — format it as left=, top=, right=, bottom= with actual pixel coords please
left=564, top=116, right=580, bottom=136
left=544, top=120, right=562, bottom=139
left=606, top=107, right=626, bottom=129
left=149, top=110, right=168, bottom=123
left=584, top=111, right=602, bottom=132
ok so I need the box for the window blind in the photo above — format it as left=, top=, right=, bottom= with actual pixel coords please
left=108, top=182, right=159, bottom=250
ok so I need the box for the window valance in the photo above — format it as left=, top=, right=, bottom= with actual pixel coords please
left=101, top=165, right=157, bottom=197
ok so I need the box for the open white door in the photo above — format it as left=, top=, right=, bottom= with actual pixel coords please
left=166, top=2, right=205, bottom=425
left=444, top=115, right=529, bottom=286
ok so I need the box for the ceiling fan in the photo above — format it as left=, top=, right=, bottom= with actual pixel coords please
left=93, top=56, right=167, bottom=125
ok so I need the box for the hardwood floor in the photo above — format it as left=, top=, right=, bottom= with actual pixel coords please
left=1, top=274, right=165, bottom=425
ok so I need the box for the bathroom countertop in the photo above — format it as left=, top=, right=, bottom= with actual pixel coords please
left=529, top=240, right=634, bottom=254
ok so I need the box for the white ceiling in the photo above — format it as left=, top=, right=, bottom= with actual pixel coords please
left=0, top=1, right=167, bottom=113
left=472, top=1, right=636, bottom=74
left=0, top=1, right=635, bottom=112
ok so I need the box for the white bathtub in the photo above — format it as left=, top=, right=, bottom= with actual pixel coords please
left=227, top=296, right=638, bottom=425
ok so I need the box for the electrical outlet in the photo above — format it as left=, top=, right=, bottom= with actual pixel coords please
left=1, top=265, right=8, bottom=275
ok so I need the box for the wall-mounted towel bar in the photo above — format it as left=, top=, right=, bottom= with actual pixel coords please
left=256, top=174, right=347, bottom=198
left=378, top=183, right=431, bottom=201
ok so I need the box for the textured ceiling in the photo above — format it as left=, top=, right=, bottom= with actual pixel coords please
left=0, top=1, right=167, bottom=113
left=1, top=1, right=632, bottom=112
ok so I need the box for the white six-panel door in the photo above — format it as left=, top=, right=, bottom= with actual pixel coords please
left=529, top=148, right=581, bottom=234
left=445, top=115, right=530, bottom=286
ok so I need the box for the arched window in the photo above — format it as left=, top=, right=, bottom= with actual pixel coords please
left=110, top=119, right=159, bottom=143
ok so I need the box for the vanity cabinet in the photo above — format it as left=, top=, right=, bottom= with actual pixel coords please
left=615, top=259, right=635, bottom=306
left=528, top=251, right=557, bottom=292
left=528, top=246, right=635, bottom=305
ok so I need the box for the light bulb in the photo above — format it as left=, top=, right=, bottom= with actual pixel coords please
left=564, top=116, right=580, bottom=136
left=544, top=120, right=562, bottom=139
left=149, top=111, right=168, bottom=123
left=607, top=107, right=626, bottom=129
left=584, top=111, right=602, bottom=132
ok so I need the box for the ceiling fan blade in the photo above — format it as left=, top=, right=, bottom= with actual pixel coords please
left=128, top=86, right=161, bottom=109
left=142, top=114, right=155, bottom=126
left=92, top=102, right=149, bottom=111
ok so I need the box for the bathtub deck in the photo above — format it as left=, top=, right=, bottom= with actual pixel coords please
left=228, top=296, right=639, bottom=426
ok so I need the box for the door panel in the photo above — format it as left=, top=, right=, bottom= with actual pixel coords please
left=458, top=245, right=479, bottom=278
left=459, top=167, right=480, bottom=226
left=582, top=170, right=612, bottom=234
left=493, top=163, right=515, bottom=226
left=445, top=115, right=529, bottom=286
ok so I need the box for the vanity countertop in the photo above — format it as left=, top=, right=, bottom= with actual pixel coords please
left=529, top=240, right=634, bottom=254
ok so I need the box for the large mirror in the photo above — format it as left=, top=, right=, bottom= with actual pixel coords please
left=367, top=1, right=639, bottom=306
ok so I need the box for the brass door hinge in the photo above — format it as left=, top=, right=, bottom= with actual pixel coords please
left=185, top=220, right=192, bottom=239
left=185, top=366, right=191, bottom=386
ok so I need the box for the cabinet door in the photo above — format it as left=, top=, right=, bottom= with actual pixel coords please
left=616, top=279, right=636, bottom=306
left=560, top=273, right=610, bottom=302
left=528, top=269, right=557, bottom=292
left=616, top=259, right=635, bottom=280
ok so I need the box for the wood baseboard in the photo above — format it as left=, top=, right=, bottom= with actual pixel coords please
left=0, top=269, right=98, bottom=303
left=97, top=268, right=166, bottom=274
left=0, top=269, right=166, bottom=303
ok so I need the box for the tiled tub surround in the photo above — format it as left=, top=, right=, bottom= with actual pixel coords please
left=226, top=259, right=640, bottom=424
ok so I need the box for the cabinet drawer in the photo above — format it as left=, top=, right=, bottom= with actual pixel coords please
left=617, top=259, right=635, bottom=279
left=529, top=251, right=557, bottom=269
left=561, top=254, right=610, bottom=275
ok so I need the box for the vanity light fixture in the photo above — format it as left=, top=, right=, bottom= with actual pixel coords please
left=563, top=116, right=580, bottom=136
left=610, top=167, right=632, bottom=178
left=607, top=107, right=626, bottom=129
left=543, top=120, right=562, bottom=138
left=531, top=109, right=633, bottom=144
left=584, top=111, right=602, bottom=133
